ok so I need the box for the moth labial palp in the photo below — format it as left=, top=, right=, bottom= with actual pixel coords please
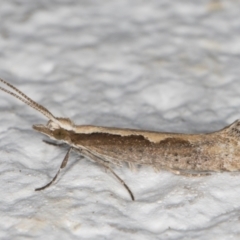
left=1, top=78, right=240, bottom=201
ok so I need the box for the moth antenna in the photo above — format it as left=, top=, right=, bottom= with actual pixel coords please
left=0, top=78, right=60, bottom=124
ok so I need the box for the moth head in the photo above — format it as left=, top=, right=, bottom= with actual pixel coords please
left=47, top=117, right=75, bottom=131
left=33, top=123, right=71, bottom=142
left=33, top=118, right=75, bottom=141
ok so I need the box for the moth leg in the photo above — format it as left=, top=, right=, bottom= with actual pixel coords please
left=168, top=168, right=211, bottom=177
left=179, top=171, right=211, bottom=177
left=81, top=149, right=134, bottom=201
left=128, top=162, right=137, bottom=172
left=35, top=147, right=72, bottom=191
left=42, top=139, right=65, bottom=147
left=168, top=169, right=181, bottom=175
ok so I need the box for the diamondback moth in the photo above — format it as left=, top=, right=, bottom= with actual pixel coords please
left=0, top=78, right=240, bottom=201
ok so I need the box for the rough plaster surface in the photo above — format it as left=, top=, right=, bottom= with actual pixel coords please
left=0, top=1, right=240, bottom=239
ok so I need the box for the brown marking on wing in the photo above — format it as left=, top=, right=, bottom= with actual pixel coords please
left=159, top=138, right=192, bottom=147
left=70, top=133, right=199, bottom=168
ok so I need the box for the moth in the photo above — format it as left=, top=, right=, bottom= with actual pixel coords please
left=1, top=78, right=240, bottom=201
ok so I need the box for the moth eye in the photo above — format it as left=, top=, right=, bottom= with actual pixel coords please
left=55, top=129, right=65, bottom=139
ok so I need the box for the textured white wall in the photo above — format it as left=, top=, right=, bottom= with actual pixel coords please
left=0, top=1, right=240, bottom=239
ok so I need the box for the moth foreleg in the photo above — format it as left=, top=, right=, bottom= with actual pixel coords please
left=35, top=147, right=72, bottom=191
left=81, top=149, right=135, bottom=201
left=42, top=139, right=65, bottom=147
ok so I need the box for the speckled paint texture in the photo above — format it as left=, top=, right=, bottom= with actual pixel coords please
left=0, top=1, right=240, bottom=239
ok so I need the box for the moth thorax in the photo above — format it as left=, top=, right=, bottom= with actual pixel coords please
left=47, top=118, right=74, bottom=131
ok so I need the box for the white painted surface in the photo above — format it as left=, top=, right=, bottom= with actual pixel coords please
left=0, top=1, right=240, bottom=239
